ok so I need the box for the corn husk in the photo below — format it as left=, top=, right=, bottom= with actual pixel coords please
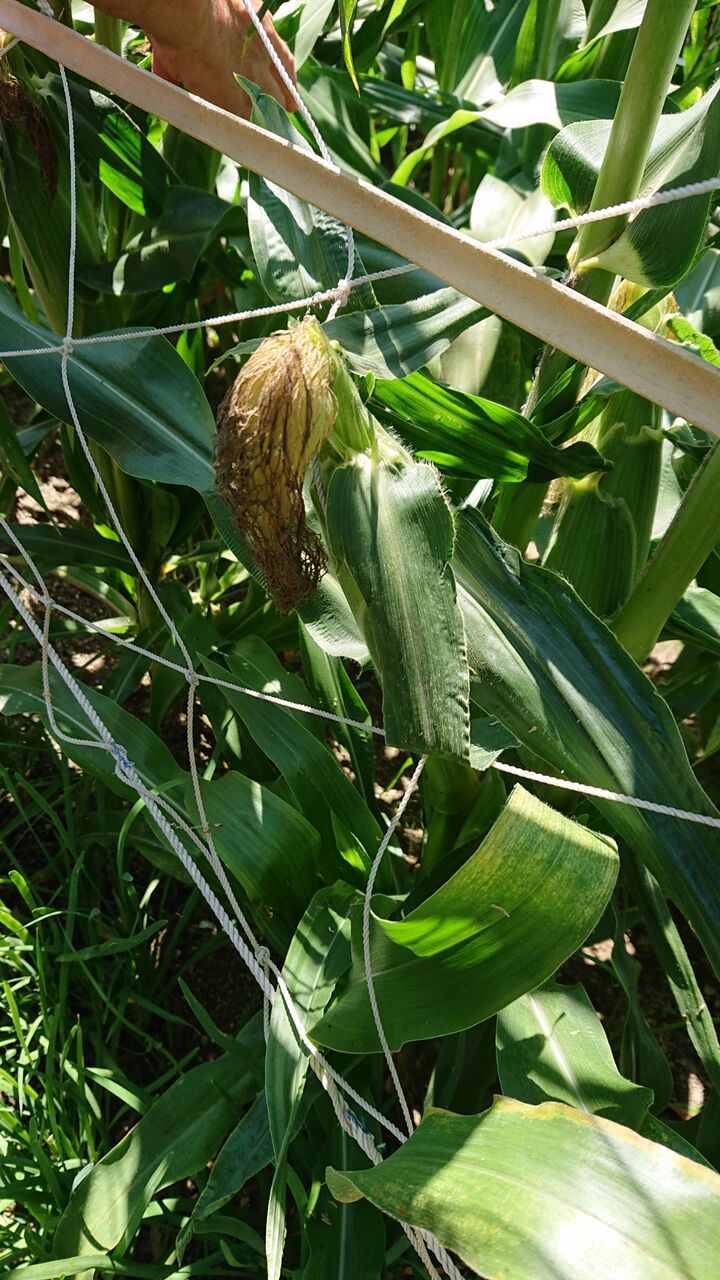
left=214, top=317, right=337, bottom=613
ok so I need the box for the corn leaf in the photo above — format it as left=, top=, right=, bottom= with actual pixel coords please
left=185, top=772, right=322, bottom=950
left=454, top=509, right=720, bottom=980
left=54, top=1024, right=263, bottom=1257
left=202, top=641, right=381, bottom=869
left=542, top=81, right=720, bottom=286
left=327, top=1099, right=720, bottom=1280
left=666, top=586, right=720, bottom=656
left=312, top=786, right=617, bottom=1052
left=324, top=289, right=489, bottom=378
left=245, top=87, right=373, bottom=311
left=0, top=283, right=216, bottom=490
left=371, top=371, right=609, bottom=482
left=325, top=452, right=470, bottom=759
left=496, top=980, right=653, bottom=1127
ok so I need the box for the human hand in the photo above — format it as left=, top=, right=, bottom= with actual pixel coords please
left=92, top=0, right=297, bottom=118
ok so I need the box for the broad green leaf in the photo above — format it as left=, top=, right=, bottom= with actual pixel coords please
left=298, top=567, right=370, bottom=662
left=327, top=1099, right=720, bottom=1280
left=54, top=1026, right=262, bottom=1257
left=299, top=61, right=385, bottom=182
left=470, top=174, right=557, bottom=267
left=177, top=1092, right=273, bottom=1260
left=264, top=886, right=355, bottom=1280
left=432, top=0, right=527, bottom=102
left=81, top=188, right=239, bottom=294
left=325, top=450, right=470, bottom=759
left=0, top=663, right=185, bottom=798
left=338, top=0, right=359, bottom=91
left=324, top=289, right=489, bottom=378
left=675, top=246, right=720, bottom=340
left=43, top=76, right=174, bottom=217
left=202, top=642, right=381, bottom=868
left=371, top=371, right=609, bottom=482
left=667, top=315, right=720, bottom=369
left=0, top=87, right=102, bottom=334
left=482, top=77, right=621, bottom=130
left=497, top=980, right=653, bottom=1126
left=302, top=1127, right=385, bottom=1279
left=312, top=786, right=618, bottom=1052
left=299, top=623, right=377, bottom=808
left=245, top=87, right=373, bottom=312
left=186, top=771, right=322, bottom=950
left=0, top=284, right=216, bottom=490
left=0, top=396, right=44, bottom=505
left=294, top=0, right=335, bottom=69
left=266, top=885, right=354, bottom=1154
left=542, top=82, right=720, bottom=286
left=666, top=587, right=720, bottom=657
left=512, top=0, right=585, bottom=84
left=454, top=510, right=720, bottom=980
left=0, top=522, right=133, bottom=571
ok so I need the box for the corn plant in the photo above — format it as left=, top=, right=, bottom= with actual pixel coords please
left=2, top=1, right=720, bottom=1277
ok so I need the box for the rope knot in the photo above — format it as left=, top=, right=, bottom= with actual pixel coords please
left=62, top=337, right=74, bottom=357
left=185, top=670, right=200, bottom=690
left=110, top=741, right=132, bottom=777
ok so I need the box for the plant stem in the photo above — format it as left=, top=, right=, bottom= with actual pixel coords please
left=573, top=0, right=697, bottom=268
left=93, top=11, right=122, bottom=55
left=612, top=442, right=720, bottom=661
left=494, top=0, right=696, bottom=548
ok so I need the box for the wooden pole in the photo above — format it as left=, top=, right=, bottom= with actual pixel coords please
left=1, top=0, right=719, bottom=439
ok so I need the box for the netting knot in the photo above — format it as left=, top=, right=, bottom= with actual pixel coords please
left=62, top=337, right=74, bottom=357
left=330, top=277, right=353, bottom=310
left=185, top=670, right=200, bottom=690
left=110, top=741, right=132, bottom=777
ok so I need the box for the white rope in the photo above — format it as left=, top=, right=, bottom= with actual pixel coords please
left=362, top=753, right=428, bottom=1138
left=492, top=760, right=720, bottom=828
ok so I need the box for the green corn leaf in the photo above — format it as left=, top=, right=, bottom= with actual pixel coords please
left=327, top=1099, right=720, bottom=1280
left=371, top=371, right=609, bottom=482
left=324, top=289, right=489, bottom=378
left=454, top=509, right=720, bottom=980
left=42, top=75, right=175, bottom=216
left=80, top=188, right=240, bottom=295
left=0, top=522, right=134, bottom=572
left=542, top=81, right=720, bottom=286
left=312, top=786, right=617, bottom=1052
left=243, top=86, right=373, bottom=311
left=185, top=771, right=322, bottom=950
left=338, top=0, right=360, bottom=92
left=0, top=283, right=216, bottom=491
left=497, top=980, right=653, bottom=1127
left=202, top=640, right=381, bottom=870
left=263, top=885, right=355, bottom=1280
left=666, top=586, right=720, bottom=656
left=0, top=663, right=185, bottom=797
left=324, top=448, right=470, bottom=760
left=0, top=87, right=102, bottom=333
left=176, top=1093, right=274, bottom=1261
left=54, top=1022, right=263, bottom=1257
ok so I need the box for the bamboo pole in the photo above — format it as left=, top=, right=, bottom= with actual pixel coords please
left=2, top=0, right=720, bottom=440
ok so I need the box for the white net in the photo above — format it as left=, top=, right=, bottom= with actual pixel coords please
left=2, top=5, right=720, bottom=1277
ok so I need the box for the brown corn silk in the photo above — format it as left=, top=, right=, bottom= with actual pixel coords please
left=214, top=317, right=337, bottom=613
